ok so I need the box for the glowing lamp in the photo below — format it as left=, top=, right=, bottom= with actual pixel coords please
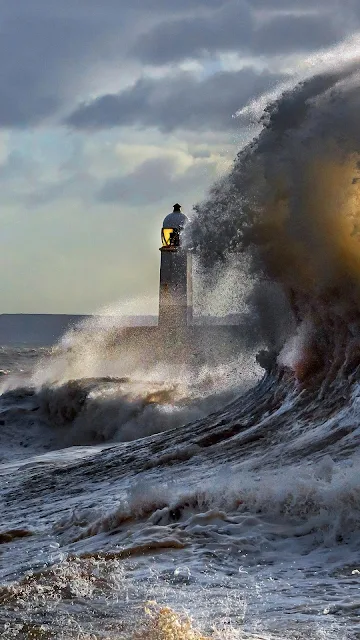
left=161, top=228, right=180, bottom=247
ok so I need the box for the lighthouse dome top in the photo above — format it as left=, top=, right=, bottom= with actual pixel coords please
left=162, top=211, right=188, bottom=229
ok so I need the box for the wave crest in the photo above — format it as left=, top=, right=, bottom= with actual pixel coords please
left=191, top=60, right=360, bottom=382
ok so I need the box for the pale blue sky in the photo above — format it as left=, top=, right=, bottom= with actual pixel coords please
left=0, top=0, right=357, bottom=313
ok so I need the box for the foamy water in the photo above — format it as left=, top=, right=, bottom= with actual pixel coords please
left=0, top=334, right=358, bottom=640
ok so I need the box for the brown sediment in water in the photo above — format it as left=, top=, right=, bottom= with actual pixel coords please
left=289, top=301, right=360, bottom=386
left=0, top=528, right=33, bottom=544
left=77, top=539, right=187, bottom=562
left=73, top=497, right=169, bottom=541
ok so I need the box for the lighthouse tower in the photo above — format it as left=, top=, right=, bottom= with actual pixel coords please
left=159, top=204, right=192, bottom=328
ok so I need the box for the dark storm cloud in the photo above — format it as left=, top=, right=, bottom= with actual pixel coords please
left=0, top=7, right=126, bottom=126
left=250, top=0, right=334, bottom=7
left=132, top=5, right=344, bottom=65
left=65, top=68, right=284, bottom=132
left=253, top=13, right=341, bottom=54
left=0, top=0, right=229, bottom=127
left=0, top=0, right=356, bottom=129
left=133, top=1, right=253, bottom=64
left=0, top=0, right=227, bottom=127
left=0, top=0, right=224, bottom=20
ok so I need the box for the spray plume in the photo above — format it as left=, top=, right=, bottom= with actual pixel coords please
left=190, top=53, right=360, bottom=381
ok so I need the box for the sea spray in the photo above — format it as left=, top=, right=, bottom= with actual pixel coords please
left=191, top=58, right=360, bottom=379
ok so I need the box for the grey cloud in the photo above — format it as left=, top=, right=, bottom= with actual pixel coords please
left=250, top=0, right=334, bottom=7
left=253, top=13, right=343, bottom=54
left=133, top=1, right=253, bottom=64
left=96, top=156, right=216, bottom=205
left=0, top=0, right=231, bottom=127
left=0, top=0, right=355, bottom=129
left=66, top=68, right=284, bottom=132
left=132, top=4, right=346, bottom=65
left=6, top=151, right=216, bottom=209
left=0, top=10, right=124, bottom=127
left=0, top=0, right=224, bottom=20
left=0, top=0, right=213, bottom=128
left=97, top=157, right=179, bottom=205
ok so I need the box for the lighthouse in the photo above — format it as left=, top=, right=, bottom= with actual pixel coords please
left=159, top=204, right=192, bottom=328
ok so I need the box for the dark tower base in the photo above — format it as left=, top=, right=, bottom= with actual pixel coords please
left=159, top=247, right=192, bottom=327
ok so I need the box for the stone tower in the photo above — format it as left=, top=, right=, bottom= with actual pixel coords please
left=159, top=204, right=192, bottom=327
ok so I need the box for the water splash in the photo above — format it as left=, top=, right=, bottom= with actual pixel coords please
left=191, top=53, right=360, bottom=380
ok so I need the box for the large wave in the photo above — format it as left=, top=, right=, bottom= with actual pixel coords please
left=190, top=55, right=360, bottom=382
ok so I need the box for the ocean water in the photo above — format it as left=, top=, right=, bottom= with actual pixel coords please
left=0, top=316, right=359, bottom=640
left=4, top=52, right=360, bottom=639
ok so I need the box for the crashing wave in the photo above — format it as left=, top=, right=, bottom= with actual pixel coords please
left=190, top=60, right=360, bottom=384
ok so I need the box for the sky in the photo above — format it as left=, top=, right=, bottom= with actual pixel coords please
left=1, top=0, right=359, bottom=314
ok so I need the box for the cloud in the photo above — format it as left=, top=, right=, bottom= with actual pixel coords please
left=132, top=4, right=345, bottom=66
left=96, top=151, right=226, bottom=205
left=0, top=0, right=354, bottom=130
left=0, top=0, right=150, bottom=128
left=132, top=1, right=253, bottom=65
left=250, top=0, right=334, bottom=7
left=66, top=68, right=284, bottom=132
left=0, top=133, right=231, bottom=213
left=253, top=13, right=343, bottom=55
left=0, top=11, right=114, bottom=126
